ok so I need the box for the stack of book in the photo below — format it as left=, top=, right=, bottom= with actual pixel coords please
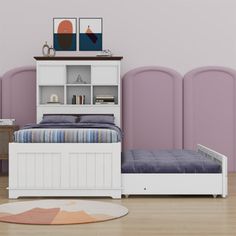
left=72, top=95, right=85, bottom=105
left=95, top=95, right=115, bottom=105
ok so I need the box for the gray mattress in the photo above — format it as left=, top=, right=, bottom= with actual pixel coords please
left=121, top=150, right=221, bottom=173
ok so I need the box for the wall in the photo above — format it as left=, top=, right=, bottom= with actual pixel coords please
left=1, top=0, right=236, bottom=76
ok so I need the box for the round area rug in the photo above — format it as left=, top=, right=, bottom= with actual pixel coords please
left=0, top=200, right=128, bottom=225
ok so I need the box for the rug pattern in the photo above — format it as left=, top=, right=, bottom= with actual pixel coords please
left=0, top=200, right=128, bottom=225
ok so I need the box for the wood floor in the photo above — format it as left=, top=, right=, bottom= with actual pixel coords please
left=0, top=174, right=236, bottom=236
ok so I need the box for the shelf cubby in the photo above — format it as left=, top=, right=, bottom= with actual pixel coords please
left=66, top=85, right=91, bottom=105
left=93, top=85, right=118, bottom=105
left=39, top=86, right=64, bottom=105
left=66, top=65, right=91, bottom=84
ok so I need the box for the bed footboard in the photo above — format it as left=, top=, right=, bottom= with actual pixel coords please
left=8, top=143, right=121, bottom=199
left=197, top=144, right=228, bottom=197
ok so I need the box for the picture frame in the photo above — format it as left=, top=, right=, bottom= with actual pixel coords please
left=79, top=17, right=103, bottom=51
left=53, top=17, right=77, bottom=51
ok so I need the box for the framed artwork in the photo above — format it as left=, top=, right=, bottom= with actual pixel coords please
left=53, top=18, right=77, bottom=51
left=79, top=18, right=103, bottom=51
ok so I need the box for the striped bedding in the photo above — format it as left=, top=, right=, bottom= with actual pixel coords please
left=14, top=128, right=120, bottom=143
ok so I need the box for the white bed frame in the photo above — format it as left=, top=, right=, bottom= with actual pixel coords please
left=8, top=143, right=121, bottom=199
left=122, top=144, right=228, bottom=198
left=8, top=144, right=227, bottom=199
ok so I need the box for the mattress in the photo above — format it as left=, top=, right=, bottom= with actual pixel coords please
left=14, top=128, right=120, bottom=143
left=121, top=149, right=221, bottom=173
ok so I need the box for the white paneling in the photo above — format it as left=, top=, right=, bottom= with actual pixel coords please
left=18, top=154, right=26, bottom=188
left=95, top=153, right=104, bottom=188
left=86, top=154, right=96, bottom=188
left=61, top=153, right=70, bottom=188
left=38, top=66, right=65, bottom=85
left=26, top=154, right=35, bottom=188
left=104, top=153, right=112, bottom=188
left=92, top=66, right=118, bottom=84
left=69, top=154, right=78, bottom=188
left=44, top=154, right=53, bottom=188
left=78, top=153, right=87, bottom=187
left=9, top=143, right=122, bottom=198
left=52, top=153, right=61, bottom=188
left=35, top=154, right=44, bottom=188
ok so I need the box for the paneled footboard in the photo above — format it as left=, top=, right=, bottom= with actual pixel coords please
left=9, top=143, right=121, bottom=199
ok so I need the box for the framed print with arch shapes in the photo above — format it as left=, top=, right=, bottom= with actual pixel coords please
left=53, top=18, right=77, bottom=51
left=79, top=18, right=103, bottom=51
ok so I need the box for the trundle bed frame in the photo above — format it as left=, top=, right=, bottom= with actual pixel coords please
left=122, top=144, right=227, bottom=198
left=5, top=66, right=233, bottom=199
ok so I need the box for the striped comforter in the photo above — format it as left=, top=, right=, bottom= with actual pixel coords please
left=14, top=128, right=120, bottom=143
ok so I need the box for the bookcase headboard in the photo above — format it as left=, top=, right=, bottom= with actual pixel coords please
left=35, top=57, right=122, bottom=127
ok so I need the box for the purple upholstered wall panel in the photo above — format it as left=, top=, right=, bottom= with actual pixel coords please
left=2, top=66, right=36, bottom=127
left=0, top=77, right=2, bottom=118
left=184, top=66, right=236, bottom=172
left=122, top=67, right=183, bottom=151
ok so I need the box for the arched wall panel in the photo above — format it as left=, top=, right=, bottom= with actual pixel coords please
left=184, top=66, right=236, bottom=172
left=2, top=66, right=36, bottom=127
left=122, top=67, right=183, bottom=151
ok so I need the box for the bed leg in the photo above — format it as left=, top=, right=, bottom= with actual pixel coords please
left=213, top=194, right=217, bottom=198
left=124, top=194, right=129, bottom=199
left=8, top=191, right=19, bottom=199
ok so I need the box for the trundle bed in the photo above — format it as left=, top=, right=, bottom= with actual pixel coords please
left=121, top=66, right=230, bottom=198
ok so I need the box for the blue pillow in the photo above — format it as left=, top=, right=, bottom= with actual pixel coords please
left=40, top=115, right=78, bottom=124
left=79, top=115, right=114, bottom=124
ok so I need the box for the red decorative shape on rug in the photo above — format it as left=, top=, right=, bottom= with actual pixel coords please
left=0, top=208, right=60, bottom=225
left=52, top=210, right=97, bottom=224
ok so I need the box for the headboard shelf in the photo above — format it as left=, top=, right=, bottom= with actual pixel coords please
left=36, top=58, right=122, bottom=126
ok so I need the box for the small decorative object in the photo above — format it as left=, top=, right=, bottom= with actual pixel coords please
left=42, top=41, right=50, bottom=56
left=74, top=74, right=87, bottom=84
left=48, top=45, right=56, bottom=57
left=97, top=49, right=113, bottom=57
left=0, top=119, right=15, bottom=125
left=53, top=18, right=77, bottom=51
left=42, top=42, right=56, bottom=57
left=72, top=95, right=76, bottom=104
left=79, top=18, right=102, bottom=51
left=49, top=94, right=59, bottom=103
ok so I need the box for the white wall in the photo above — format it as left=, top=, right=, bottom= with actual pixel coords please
left=0, top=0, right=236, bottom=75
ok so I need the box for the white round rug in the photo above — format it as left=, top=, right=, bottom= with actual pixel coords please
left=0, top=200, right=128, bottom=225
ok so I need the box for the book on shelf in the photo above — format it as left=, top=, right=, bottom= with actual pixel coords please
left=95, top=95, right=115, bottom=99
left=95, top=95, right=115, bottom=104
left=72, top=95, right=85, bottom=105
left=95, top=99, right=115, bottom=102
left=95, top=102, right=116, bottom=105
